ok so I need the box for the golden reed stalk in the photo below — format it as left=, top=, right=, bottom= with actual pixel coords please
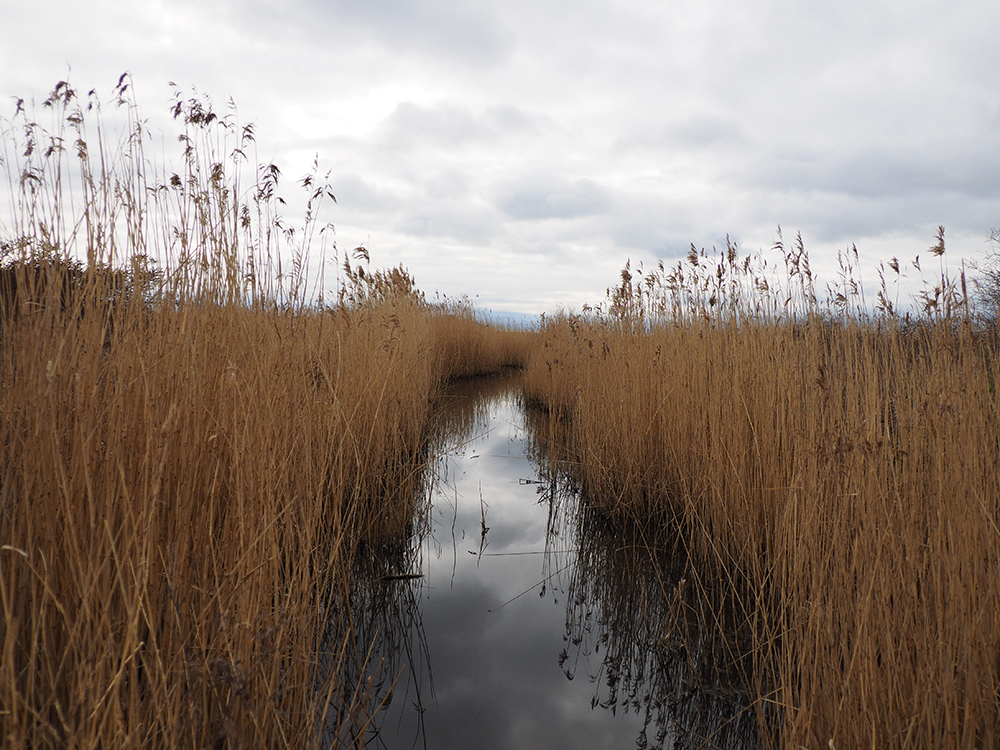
left=0, top=80, right=533, bottom=748
left=523, top=244, right=1000, bottom=748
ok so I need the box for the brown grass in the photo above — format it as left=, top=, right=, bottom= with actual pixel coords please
left=0, top=80, right=533, bottom=748
left=12, top=75, right=998, bottom=750
left=522, top=239, right=1000, bottom=748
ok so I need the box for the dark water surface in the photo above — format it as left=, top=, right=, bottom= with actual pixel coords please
left=350, top=375, right=759, bottom=750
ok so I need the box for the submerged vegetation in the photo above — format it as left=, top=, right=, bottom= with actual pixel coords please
left=2, top=77, right=998, bottom=749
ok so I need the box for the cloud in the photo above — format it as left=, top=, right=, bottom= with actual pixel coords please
left=371, top=100, right=542, bottom=153
left=301, top=0, right=515, bottom=68
left=423, top=169, right=469, bottom=201
left=4, top=0, right=1000, bottom=314
left=663, top=114, right=746, bottom=150
left=333, top=173, right=403, bottom=214
left=374, top=101, right=494, bottom=149
left=394, top=204, right=499, bottom=244
left=618, top=113, right=747, bottom=153
left=761, top=142, right=1000, bottom=202
left=496, top=178, right=612, bottom=221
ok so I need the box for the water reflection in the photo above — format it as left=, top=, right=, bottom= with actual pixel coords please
left=341, top=374, right=761, bottom=749
left=567, top=510, right=760, bottom=749
left=526, top=406, right=763, bottom=749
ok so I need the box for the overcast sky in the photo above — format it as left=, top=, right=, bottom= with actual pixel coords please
left=3, top=0, right=999, bottom=314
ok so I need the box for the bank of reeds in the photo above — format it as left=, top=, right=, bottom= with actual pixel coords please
left=0, top=80, right=532, bottom=748
left=523, top=235, right=1000, bottom=748
left=429, top=304, right=531, bottom=381
left=524, top=403, right=758, bottom=748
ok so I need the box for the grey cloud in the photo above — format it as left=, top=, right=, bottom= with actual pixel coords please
left=303, top=0, right=514, bottom=67
left=484, top=104, right=540, bottom=133
left=602, top=190, right=749, bottom=259
left=394, top=203, right=498, bottom=244
left=374, top=100, right=541, bottom=151
left=376, top=101, right=486, bottom=148
left=663, top=114, right=746, bottom=149
left=733, top=137, right=1000, bottom=247
left=843, top=148, right=999, bottom=200
left=618, top=114, right=747, bottom=153
left=610, top=222, right=690, bottom=258
left=333, top=173, right=402, bottom=214
left=755, top=137, right=1000, bottom=201
left=497, top=178, right=612, bottom=221
left=423, top=169, right=470, bottom=200
left=769, top=191, right=992, bottom=248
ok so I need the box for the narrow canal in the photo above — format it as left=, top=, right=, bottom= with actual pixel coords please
left=349, top=374, right=760, bottom=750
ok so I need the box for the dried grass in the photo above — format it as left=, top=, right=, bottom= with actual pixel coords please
left=523, top=237, right=1000, bottom=748
left=0, top=79, right=532, bottom=748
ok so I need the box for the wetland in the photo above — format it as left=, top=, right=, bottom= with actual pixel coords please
left=349, top=374, right=759, bottom=750
left=4, top=81, right=1000, bottom=749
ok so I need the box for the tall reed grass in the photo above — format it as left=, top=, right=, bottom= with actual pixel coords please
left=524, top=403, right=759, bottom=748
left=523, top=234, right=1000, bottom=748
left=0, top=79, right=532, bottom=748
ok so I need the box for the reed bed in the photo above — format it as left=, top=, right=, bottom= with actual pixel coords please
left=429, top=305, right=532, bottom=381
left=525, top=403, right=759, bottom=749
left=0, top=80, right=532, bottom=748
left=523, top=238, right=1000, bottom=748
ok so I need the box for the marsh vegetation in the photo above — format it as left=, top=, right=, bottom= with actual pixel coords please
left=0, top=80, right=532, bottom=749
left=2, top=80, right=998, bottom=749
left=523, top=237, right=1000, bottom=748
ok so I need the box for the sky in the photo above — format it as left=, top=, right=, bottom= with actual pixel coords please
left=2, top=0, right=999, bottom=314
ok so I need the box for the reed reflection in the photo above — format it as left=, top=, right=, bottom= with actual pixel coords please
left=333, top=372, right=762, bottom=749
left=316, top=514, right=429, bottom=748
left=523, top=404, right=762, bottom=750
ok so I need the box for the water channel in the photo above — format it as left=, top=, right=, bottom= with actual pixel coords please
left=344, top=374, right=760, bottom=750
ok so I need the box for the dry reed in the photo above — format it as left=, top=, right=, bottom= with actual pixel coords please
left=523, top=235, right=1000, bottom=748
left=0, top=79, right=532, bottom=748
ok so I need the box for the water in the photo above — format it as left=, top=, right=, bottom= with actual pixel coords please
left=349, top=375, right=760, bottom=750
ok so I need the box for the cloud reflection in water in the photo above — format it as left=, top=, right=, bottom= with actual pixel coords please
left=347, top=373, right=760, bottom=749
